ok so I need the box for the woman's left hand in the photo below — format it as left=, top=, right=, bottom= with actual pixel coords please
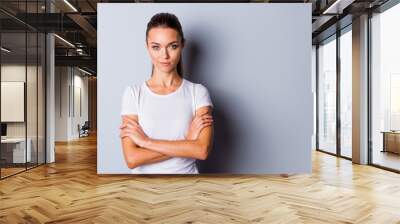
left=120, top=117, right=150, bottom=148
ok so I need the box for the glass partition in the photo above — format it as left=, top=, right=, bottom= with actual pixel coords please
left=1, top=31, right=28, bottom=177
left=317, top=35, right=337, bottom=155
left=0, top=1, right=46, bottom=179
left=339, top=27, right=352, bottom=158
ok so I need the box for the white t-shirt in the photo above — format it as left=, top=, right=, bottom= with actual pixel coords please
left=121, top=78, right=213, bottom=174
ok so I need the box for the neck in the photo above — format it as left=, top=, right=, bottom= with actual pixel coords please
left=150, top=69, right=182, bottom=87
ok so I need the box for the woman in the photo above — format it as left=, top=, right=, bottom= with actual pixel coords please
left=119, top=12, right=214, bottom=174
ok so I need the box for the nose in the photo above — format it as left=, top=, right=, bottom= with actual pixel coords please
left=161, top=47, right=169, bottom=58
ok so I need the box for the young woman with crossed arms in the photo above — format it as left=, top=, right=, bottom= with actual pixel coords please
left=120, top=13, right=214, bottom=174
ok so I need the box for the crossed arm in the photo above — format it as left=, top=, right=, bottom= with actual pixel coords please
left=120, top=106, right=214, bottom=169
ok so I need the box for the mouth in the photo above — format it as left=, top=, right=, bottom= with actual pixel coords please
left=160, top=62, right=171, bottom=66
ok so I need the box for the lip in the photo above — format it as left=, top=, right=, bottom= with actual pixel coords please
left=160, top=62, right=171, bottom=66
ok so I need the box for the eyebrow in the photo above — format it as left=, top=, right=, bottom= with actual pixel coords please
left=150, top=41, right=179, bottom=45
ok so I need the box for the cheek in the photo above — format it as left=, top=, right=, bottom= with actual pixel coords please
left=148, top=51, right=159, bottom=61
left=170, top=50, right=182, bottom=61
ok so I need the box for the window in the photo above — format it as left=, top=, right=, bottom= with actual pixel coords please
left=339, top=27, right=352, bottom=158
left=370, top=2, right=400, bottom=171
left=318, top=35, right=337, bottom=154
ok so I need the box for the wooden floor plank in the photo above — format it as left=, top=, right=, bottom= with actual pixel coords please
left=1, top=134, right=400, bottom=223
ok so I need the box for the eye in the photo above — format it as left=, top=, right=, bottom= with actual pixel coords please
left=152, top=46, right=160, bottom=50
left=170, top=44, right=179, bottom=49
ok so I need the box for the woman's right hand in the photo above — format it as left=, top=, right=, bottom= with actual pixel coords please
left=185, top=113, right=214, bottom=140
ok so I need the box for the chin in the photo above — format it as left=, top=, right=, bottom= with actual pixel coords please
left=158, top=67, right=175, bottom=73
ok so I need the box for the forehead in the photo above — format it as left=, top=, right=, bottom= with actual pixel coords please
left=147, top=27, right=180, bottom=43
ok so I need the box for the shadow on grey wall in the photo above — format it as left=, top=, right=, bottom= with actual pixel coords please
left=183, top=38, right=240, bottom=173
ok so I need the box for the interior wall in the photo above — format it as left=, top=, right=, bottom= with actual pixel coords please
left=312, top=45, right=317, bottom=150
left=71, top=71, right=89, bottom=138
left=1, top=64, right=40, bottom=139
left=88, top=77, right=97, bottom=131
left=54, top=66, right=69, bottom=141
left=55, top=66, right=89, bottom=141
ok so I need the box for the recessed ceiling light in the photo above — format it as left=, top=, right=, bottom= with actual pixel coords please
left=1, top=47, right=11, bottom=53
left=63, top=0, right=78, bottom=12
left=54, top=34, right=75, bottom=48
left=78, top=67, right=93, bottom=76
left=322, top=0, right=353, bottom=15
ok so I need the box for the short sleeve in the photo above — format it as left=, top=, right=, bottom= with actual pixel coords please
left=195, top=83, right=213, bottom=110
left=121, top=86, right=138, bottom=115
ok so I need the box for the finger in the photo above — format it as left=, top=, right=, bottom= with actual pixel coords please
left=123, top=116, right=137, bottom=121
left=197, top=115, right=209, bottom=122
left=197, top=118, right=211, bottom=126
left=129, top=121, right=143, bottom=129
left=120, top=131, right=129, bottom=138
left=121, top=124, right=133, bottom=132
left=132, top=126, right=140, bottom=133
left=131, top=126, right=145, bottom=135
left=200, top=117, right=212, bottom=122
left=194, top=120, right=204, bottom=127
left=125, top=122, right=140, bottom=130
left=124, top=125, right=138, bottom=133
left=120, top=124, right=130, bottom=129
left=198, top=110, right=209, bottom=116
left=120, top=128, right=132, bottom=134
left=198, top=112, right=209, bottom=117
left=122, top=117, right=136, bottom=125
left=193, top=117, right=201, bottom=123
left=123, top=117, right=139, bottom=125
left=201, top=121, right=213, bottom=126
left=194, top=113, right=207, bottom=119
left=193, top=115, right=202, bottom=123
left=201, top=122, right=213, bottom=128
left=125, top=120, right=139, bottom=125
left=123, top=130, right=136, bottom=137
left=202, top=117, right=213, bottom=121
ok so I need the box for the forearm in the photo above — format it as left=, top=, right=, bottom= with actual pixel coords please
left=142, top=138, right=207, bottom=160
left=130, top=146, right=171, bottom=165
left=121, top=137, right=171, bottom=168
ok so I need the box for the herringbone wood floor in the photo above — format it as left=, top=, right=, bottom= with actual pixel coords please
left=1, top=134, right=400, bottom=223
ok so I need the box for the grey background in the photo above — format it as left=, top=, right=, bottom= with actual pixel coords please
left=97, top=3, right=313, bottom=174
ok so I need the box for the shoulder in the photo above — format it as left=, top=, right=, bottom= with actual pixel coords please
left=195, top=83, right=208, bottom=92
left=123, top=84, right=141, bottom=95
left=183, top=79, right=209, bottom=93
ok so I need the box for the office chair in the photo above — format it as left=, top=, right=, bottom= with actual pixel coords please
left=79, top=121, right=90, bottom=138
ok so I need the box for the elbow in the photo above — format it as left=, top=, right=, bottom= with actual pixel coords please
left=197, top=144, right=211, bottom=160
left=125, top=157, right=139, bottom=169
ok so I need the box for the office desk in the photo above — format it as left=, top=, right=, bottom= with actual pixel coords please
left=1, top=138, right=31, bottom=163
left=381, top=131, right=400, bottom=154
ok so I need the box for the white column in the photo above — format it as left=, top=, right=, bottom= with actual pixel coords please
left=46, top=1, right=55, bottom=163
left=46, top=33, right=55, bottom=163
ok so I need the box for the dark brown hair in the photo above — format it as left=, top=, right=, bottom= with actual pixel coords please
left=146, top=12, right=185, bottom=77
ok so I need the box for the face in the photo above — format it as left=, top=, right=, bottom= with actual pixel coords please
left=146, top=27, right=183, bottom=73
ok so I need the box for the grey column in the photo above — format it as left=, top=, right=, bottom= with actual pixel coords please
left=352, top=14, right=369, bottom=164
